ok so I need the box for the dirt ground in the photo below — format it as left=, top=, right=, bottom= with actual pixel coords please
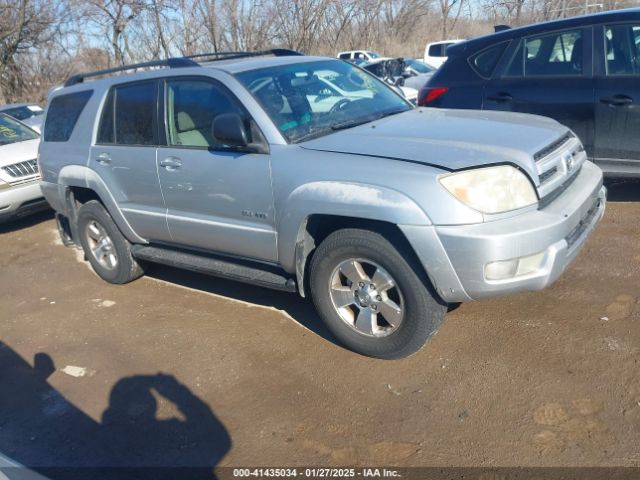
left=0, top=180, right=639, bottom=479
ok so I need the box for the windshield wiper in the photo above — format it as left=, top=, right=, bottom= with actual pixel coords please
left=331, top=108, right=408, bottom=132
left=330, top=118, right=372, bottom=131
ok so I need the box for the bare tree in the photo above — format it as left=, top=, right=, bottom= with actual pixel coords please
left=79, top=0, right=148, bottom=65
left=0, top=0, right=61, bottom=103
left=438, top=0, right=467, bottom=38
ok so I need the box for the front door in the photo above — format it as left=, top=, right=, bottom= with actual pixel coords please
left=157, top=77, right=278, bottom=263
left=594, top=22, right=640, bottom=174
left=485, top=27, right=595, bottom=154
left=90, top=80, right=170, bottom=241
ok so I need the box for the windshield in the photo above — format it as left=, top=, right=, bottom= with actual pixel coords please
left=406, top=59, right=434, bottom=74
left=0, top=105, right=43, bottom=121
left=0, top=113, right=39, bottom=145
left=236, top=60, right=411, bottom=143
left=367, top=51, right=381, bottom=59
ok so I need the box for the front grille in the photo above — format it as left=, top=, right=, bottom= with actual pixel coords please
left=534, top=132, right=574, bottom=162
left=3, top=159, right=38, bottom=178
left=538, top=166, right=558, bottom=184
left=535, top=134, right=586, bottom=206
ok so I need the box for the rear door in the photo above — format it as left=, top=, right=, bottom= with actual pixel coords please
left=593, top=22, right=640, bottom=174
left=156, top=76, right=278, bottom=262
left=484, top=27, right=595, bottom=154
left=90, top=80, right=170, bottom=241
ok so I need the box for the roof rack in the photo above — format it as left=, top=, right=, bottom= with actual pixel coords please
left=64, top=49, right=304, bottom=87
left=64, top=58, right=197, bottom=87
left=184, top=48, right=304, bottom=62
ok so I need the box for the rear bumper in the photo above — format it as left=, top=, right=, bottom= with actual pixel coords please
left=402, top=161, right=606, bottom=302
left=0, top=181, right=48, bottom=222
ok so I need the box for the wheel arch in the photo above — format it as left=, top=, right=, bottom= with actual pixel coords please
left=56, top=165, right=146, bottom=245
left=292, top=214, right=442, bottom=304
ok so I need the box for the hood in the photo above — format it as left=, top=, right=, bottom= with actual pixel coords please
left=301, top=108, right=569, bottom=182
left=0, top=138, right=40, bottom=168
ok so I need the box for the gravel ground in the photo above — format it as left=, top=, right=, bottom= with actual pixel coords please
left=0, top=180, right=639, bottom=479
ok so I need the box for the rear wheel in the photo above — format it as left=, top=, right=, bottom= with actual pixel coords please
left=77, top=200, right=144, bottom=284
left=310, top=228, right=446, bottom=359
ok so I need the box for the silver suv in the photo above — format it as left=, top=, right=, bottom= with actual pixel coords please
left=39, top=50, right=606, bottom=359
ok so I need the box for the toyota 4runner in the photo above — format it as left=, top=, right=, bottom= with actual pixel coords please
left=39, top=50, right=606, bottom=359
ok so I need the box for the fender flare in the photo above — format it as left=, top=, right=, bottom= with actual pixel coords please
left=57, top=165, right=147, bottom=244
left=277, top=181, right=432, bottom=296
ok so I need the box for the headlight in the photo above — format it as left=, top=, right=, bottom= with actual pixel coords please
left=439, top=165, right=537, bottom=214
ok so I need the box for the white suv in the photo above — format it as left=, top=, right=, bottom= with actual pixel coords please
left=337, top=50, right=381, bottom=63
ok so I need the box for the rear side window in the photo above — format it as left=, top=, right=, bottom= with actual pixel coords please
left=605, top=24, right=640, bottom=75
left=43, top=90, right=93, bottom=142
left=469, top=43, right=508, bottom=78
left=97, top=81, right=158, bottom=145
left=428, top=44, right=444, bottom=57
left=505, top=29, right=583, bottom=77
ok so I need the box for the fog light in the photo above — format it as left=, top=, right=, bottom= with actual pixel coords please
left=484, top=259, right=518, bottom=281
left=485, top=252, right=545, bottom=281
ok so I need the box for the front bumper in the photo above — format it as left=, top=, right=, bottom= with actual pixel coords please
left=0, top=181, right=49, bottom=222
left=402, top=161, right=606, bottom=303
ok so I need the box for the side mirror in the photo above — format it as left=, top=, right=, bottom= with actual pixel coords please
left=394, top=76, right=405, bottom=87
left=212, top=113, right=248, bottom=148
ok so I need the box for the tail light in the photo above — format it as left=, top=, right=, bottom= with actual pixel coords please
left=418, top=86, right=448, bottom=106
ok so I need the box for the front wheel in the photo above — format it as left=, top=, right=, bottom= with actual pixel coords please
left=309, top=228, right=446, bottom=359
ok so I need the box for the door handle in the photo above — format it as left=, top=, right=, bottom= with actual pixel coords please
left=600, top=95, right=633, bottom=106
left=159, top=156, right=182, bottom=171
left=95, top=153, right=111, bottom=165
left=487, top=92, right=513, bottom=102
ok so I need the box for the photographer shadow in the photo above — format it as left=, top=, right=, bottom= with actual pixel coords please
left=0, top=342, right=230, bottom=480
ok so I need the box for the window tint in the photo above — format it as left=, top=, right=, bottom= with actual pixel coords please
left=114, top=82, right=157, bottom=145
left=469, top=43, right=508, bottom=78
left=605, top=24, right=640, bottom=75
left=505, top=29, right=583, bottom=77
left=166, top=79, right=248, bottom=149
left=428, top=44, right=444, bottom=57
left=43, top=90, right=93, bottom=142
left=338, top=53, right=350, bottom=59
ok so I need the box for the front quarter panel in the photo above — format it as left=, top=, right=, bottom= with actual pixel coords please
left=272, top=145, right=484, bottom=272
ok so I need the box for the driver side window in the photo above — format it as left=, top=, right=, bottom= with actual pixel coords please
left=165, top=78, right=255, bottom=149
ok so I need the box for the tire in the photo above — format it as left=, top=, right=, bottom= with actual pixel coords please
left=76, top=200, right=144, bottom=284
left=309, top=228, right=446, bottom=359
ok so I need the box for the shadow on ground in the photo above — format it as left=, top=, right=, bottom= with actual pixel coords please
left=0, top=209, right=54, bottom=234
left=0, top=342, right=230, bottom=480
left=146, top=264, right=340, bottom=348
left=605, top=178, right=640, bottom=202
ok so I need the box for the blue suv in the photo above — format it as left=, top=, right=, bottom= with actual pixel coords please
left=420, top=8, right=640, bottom=177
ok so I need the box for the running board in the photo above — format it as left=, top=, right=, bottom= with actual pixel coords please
left=131, top=245, right=297, bottom=292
